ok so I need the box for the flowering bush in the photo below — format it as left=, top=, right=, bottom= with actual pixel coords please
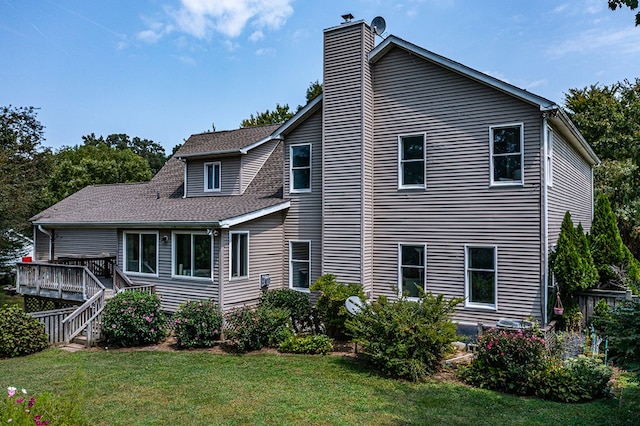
left=278, top=334, right=333, bottom=355
left=461, top=328, right=547, bottom=395
left=173, top=300, right=223, bottom=349
left=1, top=384, right=90, bottom=425
left=103, top=291, right=167, bottom=347
left=224, top=305, right=292, bottom=353
left=0, top=306, right=49, bottom=358
left=346, top=293, right=461, bottom=381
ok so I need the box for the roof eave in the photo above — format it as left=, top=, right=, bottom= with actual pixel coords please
left=272, top=95, right=323, bottom=138
left=550, top=109, right=601, bottom=166
left=218, top=201, right=290, bottom=228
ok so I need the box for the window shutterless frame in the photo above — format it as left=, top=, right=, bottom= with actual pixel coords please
left=171, top=231, right=212, bottom=280
left=289, top=240, right=311, bottom=291
left=397, top=243, right=427, bottom=299
left=464, top=244, right=498, bottom=310
left=290, top=143, right=312, bottom=193
left=204, top=161, right=221, bottom=192
left=229, top=231, right=249, bottom=280
left=489, top=123, right=524, bottom=186
left=398, top=133, right=426, bottom=189
left=123, top=231, right=159, bottom=277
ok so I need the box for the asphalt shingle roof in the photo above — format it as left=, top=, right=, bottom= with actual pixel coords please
left=32, top=126, right=285, bottom=227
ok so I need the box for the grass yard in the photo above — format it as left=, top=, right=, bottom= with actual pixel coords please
left=0, top=287, right=21, bottom=309
left=1, top=349, right=638, bottom=425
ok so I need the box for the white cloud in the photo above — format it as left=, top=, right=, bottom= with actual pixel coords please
left=249, top=30, right=264, bottom=42
left=255, top=47, right=275, bottom=56
left=137, top=29, right=163, bottom=43
left=164, top=0, right=293, bottom=40
left=548, top=27, right=640, bottom=58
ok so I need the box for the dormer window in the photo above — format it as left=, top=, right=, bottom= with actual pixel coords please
left=204, top=162, right=221, bottom=192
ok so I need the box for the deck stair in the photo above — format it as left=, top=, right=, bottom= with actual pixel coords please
left=16, top=259, right=155, bottom=349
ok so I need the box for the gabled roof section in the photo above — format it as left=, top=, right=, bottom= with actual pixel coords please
left=272, top=94, right=323, bottom=138
left=369, top=35, right=599, bottom=166
left=176, top=124, right=281, bottom=159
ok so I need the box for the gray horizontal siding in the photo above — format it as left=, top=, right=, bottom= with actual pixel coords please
left=241, top=139, right=279, bottom=193
left=371, top=46, right=544, bottom=323
left=220, top=212, right=285, bottom=310
left=117, top=229, right=219, bottom=312
left=34, top=227, right=50, bottom=261
left=52, top=228, right=118, bottom=259
left=547, top=129, right=594, bottom=247
left=186, top=157, right=241, bottom=197
left=283, top=109, right=323, bottom=287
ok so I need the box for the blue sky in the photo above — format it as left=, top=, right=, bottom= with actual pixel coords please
left=2, top=0, right=639, bottom=153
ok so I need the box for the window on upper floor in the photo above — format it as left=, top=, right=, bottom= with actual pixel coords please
left=124, top=232, right=157, bottom=275
left=290, top=240, right=311, bottom=291
left=398, top=243, right=426, bottom=298
left=290, top=144, right=311, bottom=192
left=204, top=162, right=221, bottom=192
left=398, top=134, right=426, bottom=189
left=490, top=124, right=524, bottom=186
left=465, top=245, right=497, bottom=309
left=230, top=231, right=249, bottom=279
left=173, top=232, right=212, bottom=279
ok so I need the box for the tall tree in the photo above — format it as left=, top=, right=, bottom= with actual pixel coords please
left=565, top=79, right=640, bottom=259
left=82, top=133, right=167, bottom=174
left=240, top=81, right=323, bottom=128
left=608, top=0, right=640, bottom=25
left=0, top=106, right=52, bottom=265
left=48, top=143, right=153, bottom=203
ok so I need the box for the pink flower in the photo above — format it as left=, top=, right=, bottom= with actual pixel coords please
left=7, top=386, right=16, bottom=397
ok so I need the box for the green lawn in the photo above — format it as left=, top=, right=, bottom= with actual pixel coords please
left=1, top=349, right=638, bottom=425
left=0, top=287, right=22, bottom=309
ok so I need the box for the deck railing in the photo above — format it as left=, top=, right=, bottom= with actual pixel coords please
left=113, top=265, right=134, bottom=293
left=16, top=262, right=105, bottom=301
left=62, top=289, right=106, bottom=346
left=30, top=307, right=77, bottom=345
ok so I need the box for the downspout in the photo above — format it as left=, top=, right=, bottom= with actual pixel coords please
left=541, top=117, right=549, bottom=325
left=37, top=224, right=54, bottom=261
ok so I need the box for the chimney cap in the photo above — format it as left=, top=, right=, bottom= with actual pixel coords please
left=341, top=13, right=354, bottom=23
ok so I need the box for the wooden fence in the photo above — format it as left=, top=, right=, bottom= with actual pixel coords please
left=30, top=308, right=77, bottom=345
left=577, top=289, right=637, bottom=325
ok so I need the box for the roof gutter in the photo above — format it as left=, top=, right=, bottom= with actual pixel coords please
left=218, top=201, right=290, bottom=228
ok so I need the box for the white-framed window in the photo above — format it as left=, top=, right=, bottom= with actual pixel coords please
left=230, top=231, right=249, bottom=279
left=398, top=133, right=426, bottom=189
left=490, top=123, right=524, bottom=186
left=398, top=243, right=426, bottom=298
left=289, top=240, right=311, bottom=291
left=290, top=144, right=311, bottom=192
left=204, top=161, right=221, bottom=192
left=546, top=126, right=553, bottom=187
left=172, top=232, right=212, bottom=279
left=465, top=245, right=497, bottom=309
left=124, top=232, right=158, bottom=276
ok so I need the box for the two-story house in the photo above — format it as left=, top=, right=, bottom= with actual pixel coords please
left=27, top=18, right=599, bottom=326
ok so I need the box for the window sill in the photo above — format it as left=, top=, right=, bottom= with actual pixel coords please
left=290, top=189, right=311, bottom=194
left=171, top=275, right=212, bottom=281
left=464, top=303, right=497, bottom=311
left=124, top=271, right=159, bottom=278
left=229, top=276, right=249, bottom=282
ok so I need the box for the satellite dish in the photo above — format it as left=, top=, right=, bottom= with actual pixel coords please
left=371, top=16, right=386, bottom=36
left=345, top=296, right=365, bottom=315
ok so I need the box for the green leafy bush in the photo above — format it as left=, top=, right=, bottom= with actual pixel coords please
left=278, top=334, right=333, bottom=355
left=224, top=305, right=293, bottom=353
left=259, top=289, right=312, bottom=332
left=536, top=356, right=612, bottom=402
left=173, top=300, right=223, bottom=349
left=0, top=306, right=48, bottom=358
left=346, top=293, right=461, bottom=381
left=461, top=328, right=547, bottom=395
left=599, top=298, right=640, bottom=370
left=103, top=291, right=167, bottom=347
left=310, top=274, right=364, bottom=339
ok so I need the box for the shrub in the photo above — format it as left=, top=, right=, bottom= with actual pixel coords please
left=224, top=305, right=293, bottom=353
left=259, top=289, right=312, bottom=332
left=599, top=298, right=640, bottom=370
left=173, top=300, right=223, bottom=349
left=278, top=334, right=333, bottom=355
left=461, top=328, right=547, bottom=395
left=346, top=293, right=461, bottom=381
left=310, top=274, right=364, bottom=339
left=535, top=356, right=613, bottom=402
left=102, top=291, right=167, bottom=347
left=0, top=306, right=48, bottom=358
left=589, top=194, right=627, bottom=284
